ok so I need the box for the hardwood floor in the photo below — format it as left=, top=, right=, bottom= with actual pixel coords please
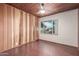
left=1, top=40, right=79, bottom=56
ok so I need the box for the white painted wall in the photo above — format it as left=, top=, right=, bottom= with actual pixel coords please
left=39, top=9, right=78, bottom=47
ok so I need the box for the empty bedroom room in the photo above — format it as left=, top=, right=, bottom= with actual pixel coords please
left=0, top=3, right=79, bottom=56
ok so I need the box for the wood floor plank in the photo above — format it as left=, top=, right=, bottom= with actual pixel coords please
left=1, top=40, right=79, bottom=56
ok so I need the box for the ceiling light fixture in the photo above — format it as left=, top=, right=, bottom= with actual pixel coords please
left=39, top=3, right=45, bottom=14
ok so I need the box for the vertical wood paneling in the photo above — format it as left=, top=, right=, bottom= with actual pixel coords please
left=31, top=15, right=34, bottom=41
left=3, top=4, right=8, bottom=51
left=78, top=9, right=79, bottom=50
left=29, top=14, right=32, bottom=42
left=35, top=17, right=39, bottom=40
left=0, top=4, right=4, bottom=52
left=14, top=8, right=21, bottom=47
left=19, top=11, right=23, bottom=45
left=32, top=15, right=36, bottom=41
left=0, top=4, right=39, bottom=52
left=26, top=13, right=30, bottom=43
left=7, top=5, right=12, bottom=49
left=11, top=6, right=14, bottom=48
left=13, top=7, right=15, bottom=47
left=22, top=11, right=27, bottom=44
